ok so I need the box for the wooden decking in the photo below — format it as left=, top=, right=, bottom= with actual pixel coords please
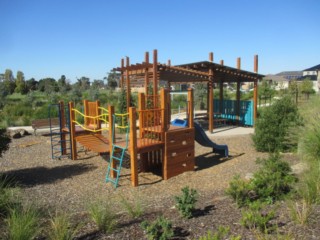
left=76, top=134, right=110, bottom=153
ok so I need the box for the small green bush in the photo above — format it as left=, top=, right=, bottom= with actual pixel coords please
left=225, top=175, right=254, bottom=207
left=174, top=186, right=198, bottom=218
left=226, top=154, right=296, bottom=206
left=0, top=128, right=11, bottom=157
left=88, top=201, right=117, bottom=234
left=141, top=216, right=174, bottom=240
left=252, top=154, right=296, bottom=203
left=240, top=202, right=275, bottom=233
left=252, top=96, right=302, bottom=152
left=6, top=206, right=40, bottom=240
left=198, top=226, right=241, bottom=240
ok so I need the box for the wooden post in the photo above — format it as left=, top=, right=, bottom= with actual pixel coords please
left=144, top=52, right=149, bottom=94
left=108, top=105, right=116, bottom=178
left=160, top=88, right=168, bottom=141
left=167, top=59, right=171, bottom=66
left=129, top=107, right=138, bottom=187
left=153, top=49, right=158, bottom=108
left=59, top=101, right=67, bottom=155
left=253, top=55, right=259, bottom=123
left=188, top=88, right=194, bottom=128
left=219, top=59, right=224, bottom=113
left=83, top=100, right=89, bottom=127
left=126, top=56, right=131, bottom=112
left=167, top=87, right=171, bottom=124
left=138, top=93, right=145, bottom=138
left=96, top=100, right=102, bottom=134
left=236, top=58, right=241, bottom=124
left=120, top=58, right=124, bottom=88
left=69, top=102, right=77, bottom=160
left=208, top=53, right=214, bottom=132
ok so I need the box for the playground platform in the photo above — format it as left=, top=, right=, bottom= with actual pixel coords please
left=7, top=125, right=254, bottom=137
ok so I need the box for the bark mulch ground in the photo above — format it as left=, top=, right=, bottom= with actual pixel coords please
left=1, top=132, right=319, bottom=239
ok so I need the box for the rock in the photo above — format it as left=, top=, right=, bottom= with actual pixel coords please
left=11, top=131, right=22, bottom=139
left=8, top=128, right=30, bottom=138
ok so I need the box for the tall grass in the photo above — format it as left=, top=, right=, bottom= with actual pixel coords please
left=296, top=96, right=320, bottom=204
left=87, top=200, right=117, bottom=234
left=48, top=212, right=80, bottom=240
left=6, top=206, right=40, bottom=240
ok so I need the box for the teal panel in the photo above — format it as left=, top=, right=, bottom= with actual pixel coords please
left=213, top=99, right=253, bottom=126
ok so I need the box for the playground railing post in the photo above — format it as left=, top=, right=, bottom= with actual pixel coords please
left=129, top=107, right=138, bottom=187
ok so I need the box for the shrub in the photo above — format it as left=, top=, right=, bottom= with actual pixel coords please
left=141, top=216, right=174, bottom=240
left=225, top=175, right=254, bottom=207
left=6, top=206, right=40, bottom=240
left=0, top=128, right=11, bottom=157
left=252, top=154, right=296, bottom=203
left=48, top=212, right=80, bottom=240
left=88, top=201, right=117, bottom=234
left=0, top=175, right=18, bottom=218
left=226, top=154, right=296, bottom=206
left=198, top=226, right=241, bottom=240
left=252, top=96, right=302, bottom=152
left=288, top=199, right=313, bottom=225
left=174, top=186, right=198, bottom=218
left=240, top=202, right=275, bottom=234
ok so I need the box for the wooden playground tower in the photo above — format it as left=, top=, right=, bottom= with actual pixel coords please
left=65, top=88, right=195, bottom=187
left=115, top=49, right=264, bottom=132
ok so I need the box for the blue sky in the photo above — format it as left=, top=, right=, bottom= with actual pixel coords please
left=1, top=0, right=319, bottom=82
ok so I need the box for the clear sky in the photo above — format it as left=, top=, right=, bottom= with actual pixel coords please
left=1, top=0, right=319, bottom=82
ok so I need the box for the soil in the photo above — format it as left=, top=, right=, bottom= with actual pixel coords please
left=1, top=132, right=319, bottom=239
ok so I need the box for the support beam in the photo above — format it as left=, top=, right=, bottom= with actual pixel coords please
left=208, top=68, right=214, bottom=133
left=144, top=52, right=149, bottom=94
left=253, top=55, right=259, bottom=123
left=69, top=101, right=77, bottom=160
left=126, top=57, right=131, bottom=112
left=153, top=49, right=158, bottom=108
left=188, top=88, right=194, bottom=128
left=108, top=105, right=116, bottom=178
left=59, top=101, right=67, bottom=155
left=129, top=107, right=138, bottom=187
left=120, top=58, right=124, bottom=88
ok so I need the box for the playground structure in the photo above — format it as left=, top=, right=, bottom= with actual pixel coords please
left=48, top=49, right=263, bottom=187
left=115, top=49, right=264, bottom=131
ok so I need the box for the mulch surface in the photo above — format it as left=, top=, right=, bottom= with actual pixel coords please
left=1, top=133, right=319, bottom=239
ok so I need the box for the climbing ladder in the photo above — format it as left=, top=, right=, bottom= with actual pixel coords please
left=49, top=102, right=72, bottom=159
left=105, top=113, right=129, bottom=188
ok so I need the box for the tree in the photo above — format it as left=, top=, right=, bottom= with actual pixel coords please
left=105, top=70, right=119, bottom=90
left=25, top=78, right=38, bottom=92
left=15, top=71, right=27, bottom=94
left=57, top=75, right=71, bottom=93
left=3, top=69, right=15, bottom=94
left=194, top=83, right=206, bottom=109
left=76, top=77, right=90, bottom=91
left=91, top=79, right=105, bottom=89
left=38, top=78, right=58, bottom=94
left=258, top=79, right=274, bottom=97
left=300, top=78, right=314, bottom=99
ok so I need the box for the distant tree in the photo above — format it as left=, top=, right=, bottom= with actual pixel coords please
left=105, top=70, right=119, bottom=90
left=4, top=69, right=15, bottom=94
left=259, top=79, right=274, bottom=97
left=57, top=75, right=71, bottom=93
left=194, top=83, right=206, bottom=109
left=38, top=78, right=58, bottom=93
left=300, top=78, right=314, bottom=98
left=26, top=78, right=38, bottom=92
left=76, top=76, right=90, bottom=91
left=69, top=84, right=82, bottom=103
left=91, top=79, right=105, bottom=89
left=15, top=71, right=27, bottom=94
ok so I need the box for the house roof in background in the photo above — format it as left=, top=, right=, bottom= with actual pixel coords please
left=264, top=74, right=289, bottom=82
left=275, top=71, right=303, bottom=76
left=303, top=64, right=320, bottom=71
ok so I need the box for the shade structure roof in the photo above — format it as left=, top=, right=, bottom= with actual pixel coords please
left=114, top=61, right=264, bottom=84
left=176, top=61, right=264, bottom=83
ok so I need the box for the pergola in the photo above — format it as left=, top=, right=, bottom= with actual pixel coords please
left=114, top=49, right=264, bottom=132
